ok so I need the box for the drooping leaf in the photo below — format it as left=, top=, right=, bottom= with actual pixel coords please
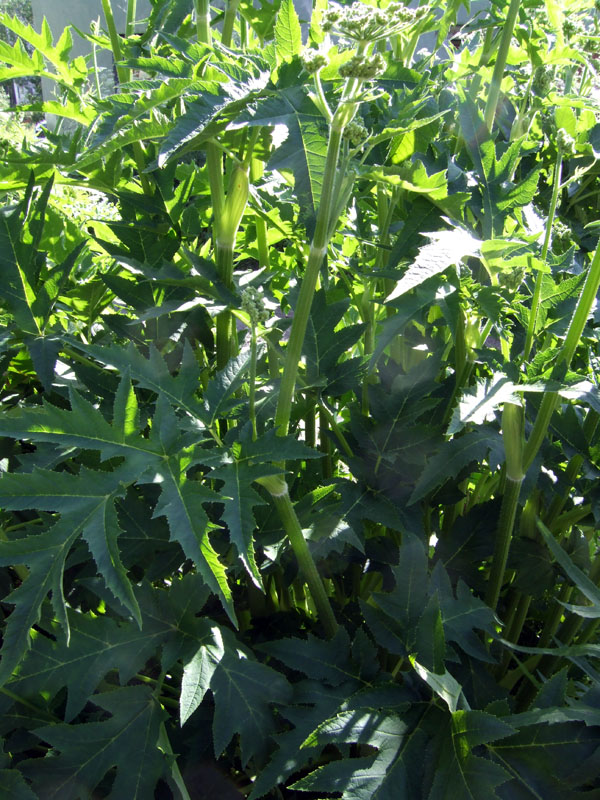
left=538, top=520, right=600, bottom=618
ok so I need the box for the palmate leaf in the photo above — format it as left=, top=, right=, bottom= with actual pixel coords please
left=74, top=340, right=209, bottom=425
left=180, top=625, right=292, bottom=765
left=207, top=459, right=269, bottom=585
left=152, top=453, right=235, bottom=625
left=0, top=460, right=149, bottom=685
left=409, top=427, right=503, bottom=504
left=1, top=576, right=212, bottom=728
left=7, top=603, right=159, bottom=722
left=491, top=719, right=600, bottom=798
left=259, top=628, right=355, bottom=686
left=303, top=289, right=365, bottom=386
left=21, top=687, right=166, bottom=800
left=0, top=386, right=162, bottom=468
left=0, top=517, right=79, bottom=687
left=0, top=769, right=38, bottom=800
left=458, top=96, right=540, bottom=237
left=235, top=86, right=328, bottom=222
left=157, top=69, right=270, bottom=166
left=249, top=680, right=356, bottom=800
left=426, top=711, right=515, bottom=800
left=386, top=227, right=481, bottom=302
left=294, top=706, right=429, bottom=799
left=0, top=14, right=86, bottom=88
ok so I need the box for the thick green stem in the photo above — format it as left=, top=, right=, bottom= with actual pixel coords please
left=249, top=328, right=258, bottom=441
left=484, top=0, right=521, bottom=131
left=221, top=0, right=240, bottom=47
left=524, top=148, right=563, bottom=360
left=125, top=0, right=137, bottom=36
left=485, top=475, right=523, bottom=609
left=194, top=0, right=211, bottom=45
left=274, top=126, right=344, bottom=438
left=486, top=402, right=524, bottom=610
left=523, top=242, right=600, bottom=471
left=256, top=476, right=338, bottom=638
left=216, top=245, right=235, bottom=369
left=101, top=0, right=153, bottom=196
left=273, top=45, right=367, bottom=440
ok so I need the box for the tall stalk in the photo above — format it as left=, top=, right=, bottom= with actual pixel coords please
left=100, top=0, right=153, bottom=196
left=274, top=61, right=366, bottom=440
left=524, top=144, right=564, bottom=361
left=194, top=0, right=211, bottom=45
left=486, top=240, right=600, bottom=609
left=486, top=402, right=524, bottom=610
left=484, top=0, right=522, bottom=131
left=523, top=241, right=600, bottom=471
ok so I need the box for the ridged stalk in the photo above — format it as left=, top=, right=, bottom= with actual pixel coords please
left=125, top=0, right=137, bottom=36
left=486, top=402, right=524, bottom=609
left=257, top=476, right=338, bottom=638
left=100, top=0, right=153, bottom=196
left=274, top=127, right=344, bottom=438
left=194, top=0, right=211, bottom=45
left=523, top=242, right=600, bottom=471
left=524, top=146, right=564, bottom=360
left=484, top=0, right=522, bottom=131
left=221, top=0, right=240, bottom=47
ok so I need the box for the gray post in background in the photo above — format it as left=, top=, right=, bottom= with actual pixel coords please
left=31, top=0, right=151, bottom=113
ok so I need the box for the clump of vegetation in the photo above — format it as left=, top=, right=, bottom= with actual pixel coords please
left=1, top=0, right=600, bottom=798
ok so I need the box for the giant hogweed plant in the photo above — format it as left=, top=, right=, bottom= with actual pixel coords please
left=2, top=0, right=600, bottom=797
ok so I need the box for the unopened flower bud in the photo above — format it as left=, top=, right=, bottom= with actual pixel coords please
left=241, top=287, right=268, bottom=326
left=339, top=52, right=386, bottom=80
left=557, top=128, right=576, bottom=156
left=301, top=48, right=329, bottom=74
left=343, top=119, right=368, bottom=146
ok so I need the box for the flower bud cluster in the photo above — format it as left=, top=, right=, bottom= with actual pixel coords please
left=339, top=52, right=386, bottom=80
left=241, top=287, right=269, bottom=326
left=301, top=48, right=329, bottom=74
left=532, top=65, right=553, bottom=97
left=557, top=128, right=576, bottom=156
left=552, top=219, right=573, bottom=253
left=321, top=1, right=428, bottom=44
left=343, top=118, right=369, bottom=145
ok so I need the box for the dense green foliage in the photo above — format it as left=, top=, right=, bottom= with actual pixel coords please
left=1, top=0, right=600, bottom=797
